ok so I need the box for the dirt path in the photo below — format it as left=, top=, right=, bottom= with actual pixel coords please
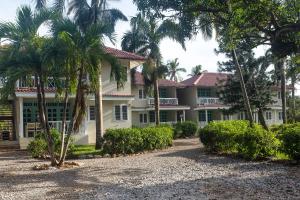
left=0, top=138, right=299, bottom=200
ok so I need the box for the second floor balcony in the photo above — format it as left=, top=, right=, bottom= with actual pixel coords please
left=148, top=98, right=178, bottom=106
left=197, top=97, right=221, bottom=105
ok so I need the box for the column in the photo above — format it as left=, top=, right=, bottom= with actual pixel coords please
left=183, top=110, right=186, bottom=122
left=19, top=98, right=24, bottom=138
left=205, top=109, right=208, bottom=124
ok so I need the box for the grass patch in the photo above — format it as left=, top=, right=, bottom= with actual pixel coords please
left=274, top=152, right=290, bottom=161
left=70, top=145, right=103, bottom=157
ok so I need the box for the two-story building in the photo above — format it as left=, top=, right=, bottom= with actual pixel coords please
left=0, top=47, right=145, bottom=149
left=131, top=72, right=190, bottom=127
left=179, top=72, right=285, bottom=127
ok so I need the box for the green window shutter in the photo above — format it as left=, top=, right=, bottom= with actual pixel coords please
left=160, top=111, right=167, bottom=122
left=149, top=111, right=155, bottom=123
left=199, top=111, right=206, bottom=122
left=159, top=88, right=167, bottom=98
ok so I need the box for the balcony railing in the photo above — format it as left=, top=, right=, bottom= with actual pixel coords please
left=197, top=97, right=220, bottom=105
left=148, top=98, right=178, bottom=105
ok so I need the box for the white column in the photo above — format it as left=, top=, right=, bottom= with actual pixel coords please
left=183, top=110, right=186, bottom=122
left=19, top=98, right=24, bottom=138
left=205, top=109, right=208, bottom=124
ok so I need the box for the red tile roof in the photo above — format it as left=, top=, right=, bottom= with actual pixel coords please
left=181, top=72, right=229, bottom=87
left=133, top=72, right=186, bottom=88
left=104, top=47, right=145, bottom=61
left=15, top=88, right=134, bottom=97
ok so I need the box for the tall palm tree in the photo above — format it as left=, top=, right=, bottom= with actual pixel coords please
left=68, top=0, right=127, bottom=149
left=189, top=65, right=202, bottom=76
left=122, top=14, right=186, bottom=125
left=166, top=58, right=186, bottom=82
left=0, top=6, right=58, bottom=165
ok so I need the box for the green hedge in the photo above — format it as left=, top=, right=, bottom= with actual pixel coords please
left=174, top=121, right=198, bottom=138
left=199, top=121, right=280, bottom=160
left=278, top=125, right=300, bottom=160
left=103, top=126, right=173, bottom=155
left=199, top=120, right=249, bottom=152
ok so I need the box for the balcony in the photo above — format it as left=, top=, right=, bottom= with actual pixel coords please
left=197, top=97, right=220, bottom=105
left=148, top=98, right=178, bottom=106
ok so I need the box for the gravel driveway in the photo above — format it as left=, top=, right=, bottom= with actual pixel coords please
left=0, top=138, right=299, bottom=200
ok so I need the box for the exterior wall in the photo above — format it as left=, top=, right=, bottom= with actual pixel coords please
left=178, top=87, right=197, bottom=122
left=101, top=60, right=132, bottom=95
left=132, top=85, right=148, bottom=108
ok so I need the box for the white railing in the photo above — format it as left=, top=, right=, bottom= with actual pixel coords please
left=197, top=97, right=220, bottom=105
left=148, top=98, right=178, bottom=105
left=16, top=77, right=61, bottom=89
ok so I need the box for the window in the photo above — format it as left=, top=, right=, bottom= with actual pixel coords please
left=139, top=113, right=148, bottom=123
left=278, top=111, right=283, bottom=120
left=89, top=106, right=95, bottom=120
left=238, top=112, right=245, bottom=120
left=160, top=111, right=167, bottom=122
left=207, top=111, right=212, bottom=122
left=199, top=111, right=206, bottom=122
left=223, top=114, right=230, bottom=120
left=266, top=111, right=272, bottom=120
left=197, top=88, right=211, bottom=97
left=277, top=92, right=281, bottom=99
left=149, top=111, right=155, bottom=123
left=138, top=89, right=146, bottom=99
left=114, top=105, right=128, bottom=121
left=159, top=88, right=167, bottom=98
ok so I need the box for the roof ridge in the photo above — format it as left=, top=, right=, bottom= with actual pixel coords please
left=193, top=73, right=204, bottom=86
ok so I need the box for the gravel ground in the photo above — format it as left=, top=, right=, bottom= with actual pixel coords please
left=0, top=138, right=299, bottom=200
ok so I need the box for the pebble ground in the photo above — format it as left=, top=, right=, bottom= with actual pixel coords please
left=0, top=138, right=299, bottom=200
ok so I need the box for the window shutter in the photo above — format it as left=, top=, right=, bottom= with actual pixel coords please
left=89, top=106, right=95, bottom=120
left=143, top=113, right=148, bottom=123
left=139, top=114, right=143, bottom=123
left=115, top=105, right=121, bottom=120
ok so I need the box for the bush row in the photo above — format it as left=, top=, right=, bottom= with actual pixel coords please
left=199, top=120, right=300, bottom=160
left=103, top=126, right=173, bottom=155
left=174, top=121, right=198, bottom=138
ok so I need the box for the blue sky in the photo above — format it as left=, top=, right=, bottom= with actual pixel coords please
left=0, top=0, right=228, bottom=80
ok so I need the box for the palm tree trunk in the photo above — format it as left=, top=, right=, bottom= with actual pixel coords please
left=58, top=67, right=84, bottom=166
left=231, top=49, right=254, bottom=126
left=35, top=74, right=57, bottom=166
left=258, top=108, right=269, bottom=130
left=95, top=73, right=104, bottom=149
left=59, top=79, right=69, bottom=160
left=291, top=76, right=296, bottom=122
left=278, top=59, right=287, bottom=123
left=154, top=77, right=160, bottom=125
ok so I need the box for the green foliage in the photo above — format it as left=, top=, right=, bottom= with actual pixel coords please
left=27, top=138, right=48, bottom=158
left=235, top=125, right=279, bottom=160
left=103, top=127, right=173, bottom=155
left=199, top=120, right=249, bottom=152
left=279, top=125, right=300, bottom=160
left=174, top=121, right=198, bottom=138
left=27, top=129, right=74, bottom=158
left=70, top=145, right=103, bottom=157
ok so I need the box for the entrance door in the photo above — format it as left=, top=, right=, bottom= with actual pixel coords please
left=0, top=103, right=15, bottom=141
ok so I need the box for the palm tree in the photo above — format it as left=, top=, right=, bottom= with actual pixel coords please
left=122, top=14, right=186, bottom=125
left=189, top=65, right=202, bottom=76
left=166, top=58, right=186, bottom=82
left=0, top=6, right=58, bottom=165
left=68, top=0, right=127, bottom=149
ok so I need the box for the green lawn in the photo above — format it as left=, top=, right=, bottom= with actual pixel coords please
left=70, top=145, right=103, bottom=157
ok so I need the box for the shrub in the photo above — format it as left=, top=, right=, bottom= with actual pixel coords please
left=103, top=126, right=173, bottom=155
left=27, top=138, right=48, bottom=158
left=27, top=129, right=74, bottom=158
left=103, top=128, right=143, bottom=155
left=279, top=125, right=300, bottom=160
left=236, top=125, right=280, bottom=160
left=174, top=121, right=198, bottom=138
left=199, top=120, right=249, bottom=152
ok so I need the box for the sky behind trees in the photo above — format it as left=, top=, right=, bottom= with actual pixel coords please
left=0, top=0, right=229, bottom=79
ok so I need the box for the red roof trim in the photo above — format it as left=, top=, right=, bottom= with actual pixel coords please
left=104, top=47, right=145, bottom=61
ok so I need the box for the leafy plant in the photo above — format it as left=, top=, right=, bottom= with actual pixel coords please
left=279, top=125, right=300, bottom=160
left=174, top=121, right=198, bottom=138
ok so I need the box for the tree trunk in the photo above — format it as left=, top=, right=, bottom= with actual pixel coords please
left=59, top=79, right=69, bottom=160
left=278, top=59, right=287, bottom=123
left=35, top=74, right=57, bottom=166
left=58, top=68, right=84, bottom=166
left=231, top=49, right=254, bottom=126
left=291, top=76, right=296, bottom=122
left=95, top=73, right=104, bottom=149
left=258, top=108, right=269, bottom=130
